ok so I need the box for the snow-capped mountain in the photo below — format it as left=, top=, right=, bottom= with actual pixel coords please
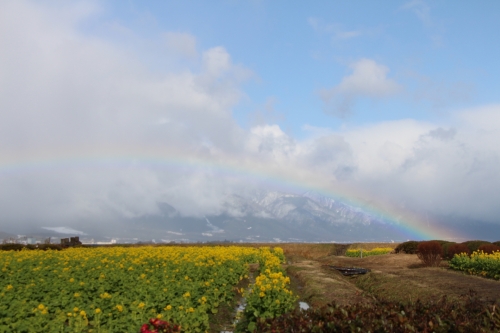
left=110, top=190, right=405, bottom=243
left=224, top=190, right=376, bottom=226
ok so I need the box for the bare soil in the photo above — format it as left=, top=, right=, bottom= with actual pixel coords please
left=286, top=252, right=500, bottom=308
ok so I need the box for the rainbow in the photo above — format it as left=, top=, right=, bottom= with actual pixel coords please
left=0, top=145, right=464, bottom=241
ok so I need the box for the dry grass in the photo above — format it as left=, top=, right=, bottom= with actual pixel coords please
left=347, top=242, right=400, bottom=251
left=280, top=243, right=339, bottom=259
left=278, top=242, right=400, bottom=260
left=285, top=260, right=374, bottom=307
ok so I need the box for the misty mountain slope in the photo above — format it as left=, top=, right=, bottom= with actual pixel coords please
left=113, top=190, right=407, bottom=242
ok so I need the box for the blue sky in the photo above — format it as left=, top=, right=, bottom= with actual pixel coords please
left=1, top=1, right=500, bottom=234
left=92, top=1, right=500, bottom=136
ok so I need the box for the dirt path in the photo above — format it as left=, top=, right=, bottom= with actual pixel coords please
left=285, top=259, right=374, bottom=308
left=286, top=254, right=500, bottom=307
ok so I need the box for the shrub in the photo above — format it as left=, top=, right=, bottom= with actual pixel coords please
left=462, top=240, right=492, bottom=253
left=478, top=244, right=500, bottom=254
left=446, top=243, right=470, bottom=259
left=0, top=244, right=25, bottom=251
left=331, top=244, right=350, bottom=256
left=0, top=244, right=63, bottom=251
left=417, top=241, right=443, bottom=266
left=254, top=293, right=500, bottom=332
left=435, top=241, right=455, bottom=259
left=394, top=241, right=419, bottom=254
left=493, top=241, right=500, bottom=247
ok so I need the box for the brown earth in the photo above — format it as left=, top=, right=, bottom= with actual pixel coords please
left=285, top=251, right=500, bottom=308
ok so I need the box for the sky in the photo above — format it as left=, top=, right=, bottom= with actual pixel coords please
left=1, top=1, right=500, bottom=236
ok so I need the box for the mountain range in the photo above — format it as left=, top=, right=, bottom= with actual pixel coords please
left=113, top=191, right=407, bottom=242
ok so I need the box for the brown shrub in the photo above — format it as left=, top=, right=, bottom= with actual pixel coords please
left=417, top=241, right=443, bottom=266
left=477, top=244, right=500, bottom=254
left=446, top=243, right=470, bottom=259
left=462, top=240, right=492, bottom=253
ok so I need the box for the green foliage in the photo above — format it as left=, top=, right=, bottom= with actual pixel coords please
left=449, top=250, right=500, bottom=280
left=243, top=249, right=297, bottom=328
left=254, top=294, right=500, bottom=332
left=0, top=246, right=290, bottom=332
left=394, top=241, right=419, bottom=254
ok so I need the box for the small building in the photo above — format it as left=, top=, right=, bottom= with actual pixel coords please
left=60, top=236, right=82, bottom=247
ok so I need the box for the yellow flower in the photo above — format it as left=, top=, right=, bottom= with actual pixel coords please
left=100, top=292, right=112, bottom=299
left=259, top=292, right=265, bottom=297
left=80, top=310, right=86, bottom=317
left=38, top=304, right=45, bottom=310
left=188, top=307, right=194, bottom=313
left=67, top=313, right=73, bottom=317
left=73, top=307, right=79, bottom=312
left=69, top=278, right=74, bottom=283
left=138, top=302, right=145, bottom=309
left=6, top=285, right=13, bottom=291
left=115, top=305, right=123, bottom=312
left=183, top=292, right=190, bottom=298
left=156, top=314, right=163, bottom=319
left=95, top=308, right=101, bottom=314
left=74, top=292, right=81, bottom=298
left=164, top=305, right=172, bottom=311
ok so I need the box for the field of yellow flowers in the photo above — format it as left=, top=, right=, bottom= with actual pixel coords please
left=345, top=247, right=393, bottom=258
left=449, top=250, right=500, bottom=280
left=0, top=246, right=295, bottom=333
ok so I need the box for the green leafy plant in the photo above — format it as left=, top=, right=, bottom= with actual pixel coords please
left=449, top=250, right=500, bottom=280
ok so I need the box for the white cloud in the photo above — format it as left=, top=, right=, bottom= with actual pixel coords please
left=400, top=0, right=444, bottom=47
left=401, top=0, right=431, bottom=27
left=0, top=1, right=253, bottom=225
left=164, top=32, right=197, bottom=58
left=42, top=227, right=87, bottom=235
left=308, top=17, right=363, bottom=40
left=246, top=125, right=297, bottom=160
left=320, top=59, right=401, bottom=116
left=0, top=1, right=499, bottom=235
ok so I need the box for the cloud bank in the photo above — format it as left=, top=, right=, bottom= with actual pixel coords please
left=1, top=1, right=499, bottom=234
